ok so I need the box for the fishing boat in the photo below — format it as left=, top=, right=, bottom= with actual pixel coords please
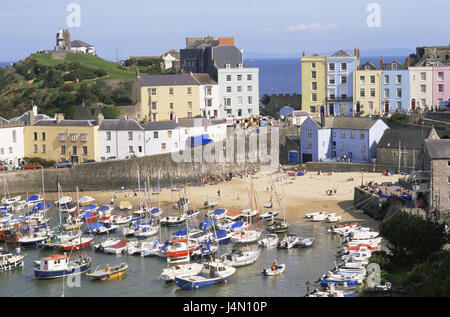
left=175, top=261, right=236, bottom=290
left=165, top=239, right=196, bottom=263
left=209, top=208, right=228, bottom=220
left=78, top=196, right=95, bottom=207
left=140, top=239, right=163, bottom=257
left=175, top=197, right=189, bottom=211
left=87, top=263, right=128, bottom=280
left=34, top=253, right=91, bottom=279
left=258, top=234, right=279, bottom=248
left=159, top=263, right=203, bottom=282
left=277, top=234, right=299, bottom=249
left=211, top=229, right=232, bottom=245
left=103, top=239, right=129, bottom=255
left=226, top=210, right=244, bottom=221
left=62, top=217, right=83, bottom=231
left=262, top=264, right=286, bottom=276
left=221, top=249, right=260, bottom=267
left=57, top=236, right=94, bottom=251
left=110, top=215, right=132, bottom=225
left=191, top=242, right=219, bottom=260
left=134, top=223, right=159, bottom=239
left=296, top=237, right=315, bottom=248
left=305, top=211, right=327, bottom=219
left=94, top=238, right=122, bottom=253
left=18, top=231, right=50, bottom=247
left=160, top=214, right=186, bottom=227
left=231, top=230, right=261, bottom=243
left=311, top=212, right=329, bottom=222
left=184, top=209, right=199, bottom=219
left=150, top=208, right=163, bottom=218
left=0, top=250, right=24, bottom=271
left=341, top=250, right=372, bottom=262
left=97, top=205, right=113, bottom=222
left=80, top=210, right=98, bottom=223
left=25, top=195, right=43, bottom=207
left=39, top=230, right=75, bottom=248
left=266, top=219, right=289, bottom=233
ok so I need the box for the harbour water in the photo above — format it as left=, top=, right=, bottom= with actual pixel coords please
left=0, top=207, right=345, bottom=297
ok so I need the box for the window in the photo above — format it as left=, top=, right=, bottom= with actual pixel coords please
left=341, top=63, right=347, bottom=71
left=169, top=103, right=174, bottom=110
left=307, top=141, right=312, bottom=149
left=340, top=88, right=348, bottom=99
left=307, top=130, right=312, bottom=138
left=206, top=99, right=212, bottom=107
left=82, top=146, right=87, bottom=155
left=237, top=96, right=242, bottom=105
left=361, top=143, right=366, bottom=153
left=41, top=132, right=45, bottom=141
left=237, top=75, right=242, bottom=81
left=384, top=75, right=389, bottom=84
left=206, top=87, right=212, bottom=95
left=187, top=101, right=192, bottom=109
left=247, top=86, right=252, bottom=92
left=226, top=75, right=231, bottom=81
left=420, top=85, right=426, bottom=93
left=350, top=131, right=355, bottom=139
left=448, top=176, right=450, bottom=184
left=341, top=131, right=346, bottom=138
left=129, top=146, right=133, bottom=153
left=161, top=143, right=166, bottom=150
left=150, top=88, right=157, bottom=96
left=311, top=93, right=317, bottom=102
left=438, top=72, right=444, bottom=81
left=370, top=88, right=376, bottom=97
left=226, top=86, right=232, bottom=93
left=247, top=74, right=252, bottom=81
left=360, top=131, right=365, bottom=139
left=311, top=71, right=317, bottom=79
left=225, top=64, right=230, bottom=69
left=80, top=133, right=88, bottom=142
left=7, top=147, right=11, bottom=154
left=368, top=101, right=374, bottom=110
left=0, top=148, right=4, bottom=154
left=396, top=75, right=402, bottom=84
left=438, top=84, right=444, bottom=93
left=310, top=106, right=316, bottom=113
left=225, top=98, right=231, bottom=107
left=360, top=76, right=365, bottom=84
left=138, top=146, right=142, bottom=153
left=153, top=131, right=158, bottom=138
left=151, top=102, right=157, bottom=110
left=33, top=132, right=37, bottom=141
left=396, top=88, right=402, bottom=98
left=72, top=146, right=77, bottom=155
left=421, top=98, right=426, bottom=107
left=59, top=133, right=66, bottom=141
left=312, top=63, right=316, bottom=69
left=420, top=72, right=426, bottom=81
left=328, top=63, right=335, bottom=71
left=328, top=76, right=336, bottom=85
left=237, top=86, right=242, bottom=92
left=311, top=82, right=317, bottom=91
left=397, top=101, right=402, bottom=110
left=248, top=96, right=253, bottom=105
left=340, top=75, right=347, bottom=84
left=106, top=146, right=110, bottom=153
left=169, top=87, right=174, bottom=95
left=152, top=113, right=157, bottom=121
left=187, top=87, right=192, bottom=95
left=360, top=89, right=365, bottom=98
left=384, top=89, right=390, bottom=98
left=340, top=142, right=344, bottom=150
left=168, top=131, right=172, bottom=138
left=370, top=76, right=375, bottom=84
left=61, top=145, right=66, bottom=155
left=70, top=134, right=77, bottom=142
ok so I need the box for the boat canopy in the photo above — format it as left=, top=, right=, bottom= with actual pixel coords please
left=32, top=203, right=50, bottom=212
left=81, top=211, right=95, bottom=219
left=213, top=208, right=226, bottom=215
left=200, top=219, right=214, bottom=229
left=82, top=204, right=98, bottom=211
left=231, top=221, right=245, bottom=229
left=26, top=195, right=41, bottom=202
left=55, top=196, right=72, bottom=205
left=214, top=229, right=229, bottom=239
left=84, top=222, right=104, bottom=232
left=151, top=208, right=160, bottom=214
left=97, top=205, right=111, bottom=212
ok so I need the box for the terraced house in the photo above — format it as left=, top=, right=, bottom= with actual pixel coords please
left=301, top=54, right=326, bottom=116
left=353, top=61, right=382, bottom=115
left=24, top=113, right=100, bottom=164
left=381, top=60, right=410, bottom=113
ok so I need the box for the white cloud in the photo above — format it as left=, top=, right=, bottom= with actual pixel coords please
left=262, top=27, right=277, bottom=33
left=284, top=22, right=338, bottom=31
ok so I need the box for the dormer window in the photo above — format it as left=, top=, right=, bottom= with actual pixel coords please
left=225, top=64, right=230, bottom=69
left=238, top=63, right=243, bottom=68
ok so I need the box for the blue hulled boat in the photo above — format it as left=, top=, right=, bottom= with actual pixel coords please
left=34, top=253, right=91, bottom=279
left=175, top=261, right=236, bottom=290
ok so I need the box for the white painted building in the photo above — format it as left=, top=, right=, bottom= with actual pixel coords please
left=143, top=121, right=181, bottom=156
left=409, top=66, right=434, bottom=110
left=0, top=120, right=25, bottom=168
left=193, top=74, right=220, bottom=119
left=161, top=50, right=180, bottom=70
left=178, top=118, right=228, bottom=149
left=71, top=40, right=95, bottom=55
left=98, top=119, right=145, bottom=160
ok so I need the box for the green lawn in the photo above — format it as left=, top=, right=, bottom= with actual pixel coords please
left=29, top=53, right=139, bottom=81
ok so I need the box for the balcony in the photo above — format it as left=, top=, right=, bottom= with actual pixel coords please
left=326, top=95, right=353, bottom=102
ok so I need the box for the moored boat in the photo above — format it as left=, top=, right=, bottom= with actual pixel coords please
left=34, top=253, right=91, bottom=279
left=87, top=263, right=128, bottom=280
left=175, top=261, right=236, bottom=290
left=0, top=250, right=24, bottom=271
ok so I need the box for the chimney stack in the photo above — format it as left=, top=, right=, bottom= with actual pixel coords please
left=407, top=56, right=410, bottom=68
left=56, top=113, right=64, bottom=124
left=302, top=51, right=305, bottom=57
left=97, top=113, right=104, bottom=125
left=136, top=69, right=141, bottom=78
left=33, top=105, right=37, bottom=117
left=380, top=56, right=384, bottom=69
left=28, top=109, right=34, bottom=125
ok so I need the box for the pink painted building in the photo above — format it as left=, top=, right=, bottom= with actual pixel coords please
left=434, top=66, right=450, bottom=107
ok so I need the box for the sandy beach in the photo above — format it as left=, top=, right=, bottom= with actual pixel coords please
left=41, top=171, right=401, bottom=230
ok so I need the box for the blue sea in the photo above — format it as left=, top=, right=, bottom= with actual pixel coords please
left=0, top=61, right=13, bottom=68
left=244, top=56, right=407, bottom=98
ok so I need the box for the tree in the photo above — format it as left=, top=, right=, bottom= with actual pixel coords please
left=43, top=69, right=64, bottom=88
left=102, top=105, right=121, bottom=119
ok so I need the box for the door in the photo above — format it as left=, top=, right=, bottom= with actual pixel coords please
left=302, top=153, right=313, bottom=163
left=288, top=151, right=299, bottom=163
left=320, top=106, right=325, bottom=117
left=356, top=102, right=361, bottom=113
left=411, top=99, right=416, bottom=110
left=71, top=156, right=79, bottom=164
left=329, top=104, right=334, bottom=116
left=384, top=101, right=390, bottom=113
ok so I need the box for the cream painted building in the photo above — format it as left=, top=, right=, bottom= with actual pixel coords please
left=301, top=55, right=326, bottom=116
left=24, top=113, right=101, bottom=164
left=133, top=73, right=206, bottom=121
left=353, top=62, right=382, bottom=115
left=409, top=66, right=435, bottom=110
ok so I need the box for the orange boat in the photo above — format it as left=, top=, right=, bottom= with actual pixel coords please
left=226, top=210, right=243, bottom=220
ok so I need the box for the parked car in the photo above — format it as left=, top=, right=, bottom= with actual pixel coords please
left=22, top=163, right=43, bottom=170
left=82, top=159, right=96, bottom=164
left=105, top=156, right=117, bottom=161
left=125, top=154, right=137, bottom=159
left=53, top=160, right=72, bottom=168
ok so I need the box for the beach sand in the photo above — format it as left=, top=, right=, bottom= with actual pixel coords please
left=46, top=171, right=401, bottom=230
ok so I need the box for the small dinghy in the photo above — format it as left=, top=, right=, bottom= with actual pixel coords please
left=277, top=234, right=299, bottom=249
left=296, top=237, right=315, bottom=248
left=103, top=239, right=129, bottom=255
left=259, top=210, right=279, bottom=221
left=262, top=264, right=286, bottom=276
left=258, top=234, right=279, bottom=248
left=87, top=263, right=128, bottom=280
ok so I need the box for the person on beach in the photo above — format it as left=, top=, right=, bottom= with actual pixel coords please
left=110, top=197, right=114, bottom=206
left=217, top=190, right=221, bottom=198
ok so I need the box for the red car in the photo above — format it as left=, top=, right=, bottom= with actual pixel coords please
left=22, top=163, right=43, bottom=170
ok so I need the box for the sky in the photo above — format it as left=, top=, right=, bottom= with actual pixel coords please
left=0, top=0, right=449, bottom=61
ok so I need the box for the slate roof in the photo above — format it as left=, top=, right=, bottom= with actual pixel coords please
left=358, top=62, right=378, bottom=70
left=32, top=119, right=97, bottom=127
left=71, top=40, right=94, bottom=48
left=382, top=60, right=408, bottom=70
left=99, top=119, right=143, bottom=131
left=331, top=50, right=352, bottom=57
left=315, top=117, right=380, bottom=130
left=11, top=112, right=51, bottom=124
left=178, top=118, right=210, bottom=127
left=377, top=128, right=432, bottom=149
left=143, top=121, right=179, bottom=131
left=425, top=139, right=450, bottom=159
left=212, top=45, right=243, bottom=69
left=138, top=74, right=199, bottom=86
left=192, top=73, right=217, bottom=85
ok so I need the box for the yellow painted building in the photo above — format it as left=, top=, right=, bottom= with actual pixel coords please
left=353, top=62, right=382, bottom=115
left=24, top=113, right=101, bottom=164
left=301, top=55, right=326, bottom=116
left=133, top=73, right=202, bottom=121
